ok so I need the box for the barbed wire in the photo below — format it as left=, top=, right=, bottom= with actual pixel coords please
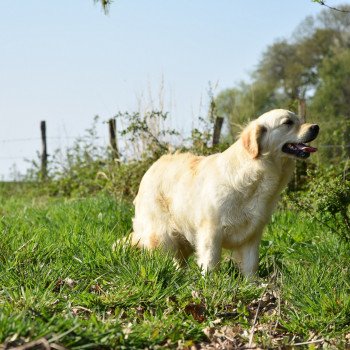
left=0, top=136, right=103, bottom=144
left=0, top=157, right=26, bottom=160
left=320, top=144, right=350, bottom=148
left=0, top=136, right=348, bottom=147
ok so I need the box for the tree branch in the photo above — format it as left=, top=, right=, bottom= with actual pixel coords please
left=93, top=0, right=113, bottom=14
left=313, top=0, right=350, bottom=13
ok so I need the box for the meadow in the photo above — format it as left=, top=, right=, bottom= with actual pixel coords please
left=2, top=2, right=350, bottom=349
left=0, top=186, right=349, bottom=349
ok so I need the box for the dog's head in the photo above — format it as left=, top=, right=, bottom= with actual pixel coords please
left=241, top=109, right=319, bottom=160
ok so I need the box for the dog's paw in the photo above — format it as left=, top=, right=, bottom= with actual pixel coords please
left=111, top=235, right=132, bottom=251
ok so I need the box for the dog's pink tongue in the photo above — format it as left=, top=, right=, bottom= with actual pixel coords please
left=297, top=143, right=317, bottom=153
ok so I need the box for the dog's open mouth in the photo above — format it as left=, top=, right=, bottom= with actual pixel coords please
left=282, top=143, right=317, bottom=159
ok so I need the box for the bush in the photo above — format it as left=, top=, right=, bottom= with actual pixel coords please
left=23, top=111, right=224, bottom=200
left=285, top=163, right=350, bottom=242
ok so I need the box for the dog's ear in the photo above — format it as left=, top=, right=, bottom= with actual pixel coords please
left=241, top=123, right=266, bottom=159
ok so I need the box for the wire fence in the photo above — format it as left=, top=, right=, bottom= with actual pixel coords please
left=0, top=137, right=79, bottom=161
left=0, top=136, right=79, bottom=144
left=0, top=135, right=349, bottom=158
left=0, top=122, right=349, bottom=181
left=0, top=119, right=118, bottom=180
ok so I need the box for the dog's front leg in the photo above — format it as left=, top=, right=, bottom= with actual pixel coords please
left=236, top=235, right=262, bottom=277
left=196, top=225, right=222, bottom=273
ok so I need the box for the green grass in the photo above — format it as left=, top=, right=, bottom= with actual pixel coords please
left=0, top=193, right=349, bottom=349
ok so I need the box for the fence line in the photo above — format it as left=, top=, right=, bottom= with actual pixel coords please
left=319, top=144, right=350, bottom=148
left=0, top=138, right=349, bottom=149
left=0, top=156, right=26, bottom=160
left=0, top=136, right=103, bottom=144
left=0, top=144, right=349, bottom=162
left=0, top=119, right=350, bottom=180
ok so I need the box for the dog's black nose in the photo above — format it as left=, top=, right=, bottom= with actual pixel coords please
left=310, top=124, right=319, bottom=136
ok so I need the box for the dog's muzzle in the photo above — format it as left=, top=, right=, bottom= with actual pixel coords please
left=282, top=124, right=319, bottom=159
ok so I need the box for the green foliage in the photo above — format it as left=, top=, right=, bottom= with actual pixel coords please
left=117, top=110, right=180, bottom=158
left=93, top=0, right=113, bottom=14
left=309, top=48, right=350, bottom=158
left=189, top=116, right=226, bottom=155
left=286, top=163, right=350, bottom=241
left=25, top=116, right=111, bottom=197
left=312, top=49, right=350, bottom=119
left=257, top=40, right=312, bottom=100
left=214, top=82, right=280, bottom=135
left=22, top=111, right=222, bottom=200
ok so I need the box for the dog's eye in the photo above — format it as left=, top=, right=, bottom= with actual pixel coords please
left=283, top=119, right=294, bottom=126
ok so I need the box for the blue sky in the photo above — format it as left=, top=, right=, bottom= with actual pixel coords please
left=0, top=0, right=331, bottom=178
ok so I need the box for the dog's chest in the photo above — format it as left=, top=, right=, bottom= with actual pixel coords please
left=219, top=177, right=279, bottom=246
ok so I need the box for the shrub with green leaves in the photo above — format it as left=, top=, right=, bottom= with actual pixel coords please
left=286, top=163, right=350, bottom=241
left=23, top=111, right=223, bottom=200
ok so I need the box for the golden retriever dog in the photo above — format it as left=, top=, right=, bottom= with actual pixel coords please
left=131, top=109, right=319, bottom=276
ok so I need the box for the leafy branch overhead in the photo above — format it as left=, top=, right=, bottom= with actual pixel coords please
left=93, top=0, right=113, bottom=13
left=94, top=0, right=350, bottom=14
left=312, top=0, right=350, bottom=12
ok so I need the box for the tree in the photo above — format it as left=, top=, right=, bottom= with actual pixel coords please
left=255, top=25, right=338, bottom=105
left=312, top=49, right=350, bottom=118
left=310, top=48, right=350, bottom=157
left=256, top=40, right=308, bottom=101
left=215, top=4, right=350, bottom=163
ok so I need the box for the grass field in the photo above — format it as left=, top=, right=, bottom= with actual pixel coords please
left=0, top=192, right=349, bottom=349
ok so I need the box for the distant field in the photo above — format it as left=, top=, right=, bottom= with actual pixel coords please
left=0, top=193, right=349, bottom=349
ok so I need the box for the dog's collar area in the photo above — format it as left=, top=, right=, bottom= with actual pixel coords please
left=282, top=143, right=317, bottom=159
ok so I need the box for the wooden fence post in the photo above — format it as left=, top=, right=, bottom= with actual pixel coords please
left=108, top=118, right=120, bottom=163
left=40, top=121, right=48, bottom=180
left=294, top=99, right=307, bottom=189
left=298, top=99, right=306, bottom=122
left=209, top=98, right=224, bottom=147
left=212, top=116, right=224, bottom=146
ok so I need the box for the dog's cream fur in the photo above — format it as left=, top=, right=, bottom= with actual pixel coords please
left=131, top=109, right=319, bottom=276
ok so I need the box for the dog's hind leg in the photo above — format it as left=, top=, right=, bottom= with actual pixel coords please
left=173, top=234, right=194, bottom=267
